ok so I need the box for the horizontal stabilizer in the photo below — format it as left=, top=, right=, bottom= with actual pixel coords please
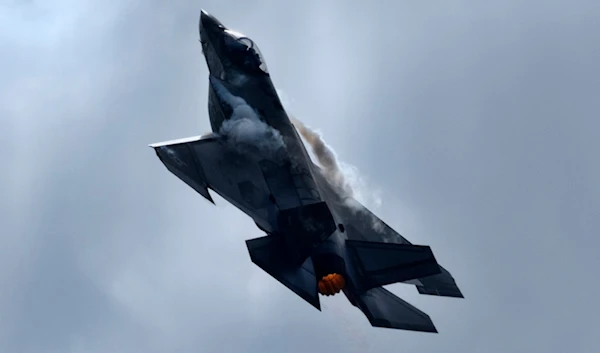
left=414, top=266, right=465, bottom=298
left=346, top=240, right=442, bottom=289
left=150, top=135, right=214, bottom=203
left=246, top=235, right=320, bottom=310
left=355, top=286, right=437, bottom=333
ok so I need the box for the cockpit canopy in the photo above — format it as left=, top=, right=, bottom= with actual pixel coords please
left=223, top=29, right=269, bottom=75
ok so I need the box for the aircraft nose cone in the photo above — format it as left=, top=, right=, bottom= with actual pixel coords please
left=199, top=9, right=224, bottom=37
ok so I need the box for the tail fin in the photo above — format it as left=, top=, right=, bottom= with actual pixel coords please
left=353, top=286, right=438, bottom=333
left=346, top=239, right=442, bottom=290
left=246, top=235, right=321, bottom=310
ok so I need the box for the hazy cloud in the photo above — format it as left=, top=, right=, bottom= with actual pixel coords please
left=2, top=1, right=599, bottom=352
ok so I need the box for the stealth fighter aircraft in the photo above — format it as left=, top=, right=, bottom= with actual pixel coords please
left=150, top=10, right=463, bottom=333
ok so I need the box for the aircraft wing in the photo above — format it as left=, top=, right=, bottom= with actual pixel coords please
left=150, top=133, right=276, bottom=232
left=152, top=134, right=337, bottom=265
left=311, top=163, right=464, bottom=298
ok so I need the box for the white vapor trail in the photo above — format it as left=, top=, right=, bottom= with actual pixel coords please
left=289, top=116, right=382, bottom=212
left=290, top=117, right=354, bottom=197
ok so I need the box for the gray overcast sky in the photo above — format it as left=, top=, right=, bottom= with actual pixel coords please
left=2, top=0, right=599, bottom=352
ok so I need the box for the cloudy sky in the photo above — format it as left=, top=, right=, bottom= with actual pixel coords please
left=2, top=0, right=599, bottom=352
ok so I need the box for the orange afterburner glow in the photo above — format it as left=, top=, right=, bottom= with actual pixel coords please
left=318, top=273, right=346, bottom=296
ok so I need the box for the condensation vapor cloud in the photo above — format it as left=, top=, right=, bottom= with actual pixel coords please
left=211, top=76, right=286, bottom=160
left=289, top=116, right=382, bottom=212
left=290, top=117, right=354, bottom=197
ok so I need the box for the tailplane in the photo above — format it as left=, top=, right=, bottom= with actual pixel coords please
left=346, top=239, right=442, bottom=290
left=352, top=286, right=438, bottom=333
left=246, top=235, right=321, bottom=310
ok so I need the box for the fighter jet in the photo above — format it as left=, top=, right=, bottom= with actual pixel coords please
left=150, top=10, right=463, bottom=333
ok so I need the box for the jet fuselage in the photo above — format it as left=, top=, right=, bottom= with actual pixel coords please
left=199, top=10, right=352, bottom=284
left=150, top=10, right=463, bottom=333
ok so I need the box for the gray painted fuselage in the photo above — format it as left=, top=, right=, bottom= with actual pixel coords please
left=200, top=10, right=347, bottom=277
left=150, top=10, right=464, bottom=333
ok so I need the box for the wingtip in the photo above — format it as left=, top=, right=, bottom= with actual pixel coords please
left=416, top=285, right=465, bottom=299
left=369, top=319, right=439, bottom=333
